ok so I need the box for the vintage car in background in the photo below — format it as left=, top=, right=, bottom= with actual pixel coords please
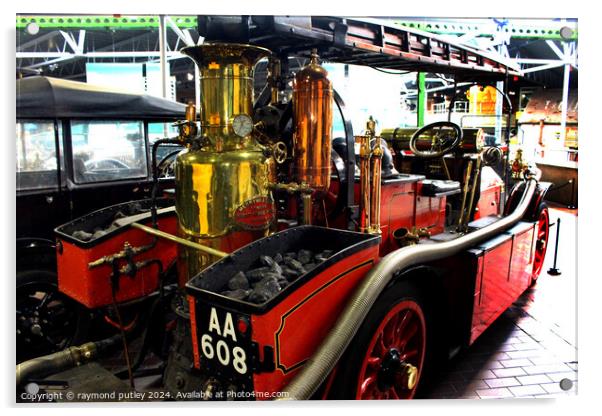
left=16, top=76, right=185, bottom=361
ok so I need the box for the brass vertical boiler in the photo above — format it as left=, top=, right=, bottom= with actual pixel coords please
left=176, top=43, right=276, bottom=284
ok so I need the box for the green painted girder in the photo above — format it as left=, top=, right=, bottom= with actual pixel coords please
left=394, top=20, right=578, bottom=41
left=16, top=15, right=197, bottom=29
left=417, top=73, right=426, bottom=127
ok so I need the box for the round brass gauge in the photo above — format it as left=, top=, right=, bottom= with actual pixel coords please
left=232, top=114, right=254, bottom=138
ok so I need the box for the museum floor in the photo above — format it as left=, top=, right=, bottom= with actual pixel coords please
left=421, top=204, right=578, bottom=399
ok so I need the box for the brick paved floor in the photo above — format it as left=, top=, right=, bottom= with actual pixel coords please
left=420, top=205, right=578, bottom=399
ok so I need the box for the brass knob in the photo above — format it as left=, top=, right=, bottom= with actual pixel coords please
left=402, top=363, right=418, bottom=390
left=272, top=142, right=288, bottom=164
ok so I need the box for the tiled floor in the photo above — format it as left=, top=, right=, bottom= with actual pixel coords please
left=421, top=204, right=578, bottom=399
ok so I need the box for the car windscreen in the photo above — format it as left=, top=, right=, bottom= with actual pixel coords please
left=16, top=120, right=62, bottom=191
left=70, top=120, right=147, bottom=184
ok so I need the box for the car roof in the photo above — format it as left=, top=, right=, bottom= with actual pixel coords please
left=16, top=76, right=186, bottom=120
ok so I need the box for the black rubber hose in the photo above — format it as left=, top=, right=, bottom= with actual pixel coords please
left=16, top=334, right=121, bottom=387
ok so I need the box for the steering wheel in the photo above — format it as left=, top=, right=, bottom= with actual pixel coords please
left=156, top=149, right=181, bottom=178
left=409, top=121, right=463, bottom=158
left=84, top=158, right=130, bottom=171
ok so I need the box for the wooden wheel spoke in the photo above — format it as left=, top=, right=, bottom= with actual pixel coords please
left=400, top=348, right=419, bottom=360
left=360, top=375, right=377, bottom=396
left=398, top=320, right=419, bottom=349
left=376, top=333, right=387, bottom=356
left=383, top=315, right=398, bottom=348
left=367, top=356, right=382, bottom=370
left=394, top=310, right=411, bottom=341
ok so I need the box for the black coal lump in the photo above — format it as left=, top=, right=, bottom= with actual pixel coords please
left=128, top=202, right=143, bottom=215
left=221, top=289, right=252, bottom=300
left=92, top=230, right=107, bottom=240
left=228, top=271, right=249, bottom=290
left=297, top=249, right=313, bottom=264
left=273, top=253, right=283, bottom=264
left=246, top=266, right=273, bottom=283
left=252, top=272, right=281, bottom=288
left=315, top=250, right=334, bottom=263
left=284, top=252, right=297, bottom=260
left=248, top=276, right=281, bottom=304
left=72, top=230, right=93, bottom=241
left=304, top=262, right=317, bottom=272
left=284, top=257, right=305, bottom=274
left=271, top=262, right=283, bottom=275
left=259, top=255, right=276, bottom=268
left=277, top=277, right=289, bottom=289
left=247, top=290, right=269, bottom=304
left=113, top=211, right=127, bottom=220
left=282, top=266, right=300, bottom=281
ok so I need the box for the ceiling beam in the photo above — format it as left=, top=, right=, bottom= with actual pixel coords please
left=16, top=30, right=61, bottom=52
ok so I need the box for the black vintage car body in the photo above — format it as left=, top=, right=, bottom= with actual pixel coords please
left=16, top=76, right=185, bottom=361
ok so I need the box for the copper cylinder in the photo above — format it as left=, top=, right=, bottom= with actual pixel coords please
left=292, top=50, right=333, bottom=193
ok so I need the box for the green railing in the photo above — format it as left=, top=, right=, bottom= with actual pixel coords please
left=394, top=20, right=578, bottom=41
left=16, top=15, right=197, bottom=29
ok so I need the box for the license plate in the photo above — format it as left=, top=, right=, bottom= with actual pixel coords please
left=195, top=302, right=254, bottom=384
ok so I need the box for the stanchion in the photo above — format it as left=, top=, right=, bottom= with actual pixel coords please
left=548, top=217, right=562, bottom=276
left=568, top=179, right=576, bottom=210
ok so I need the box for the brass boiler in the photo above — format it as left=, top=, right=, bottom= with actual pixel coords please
left=292, top=49, right=333, bottom=194
left=176, top=43, right=276, bottom=283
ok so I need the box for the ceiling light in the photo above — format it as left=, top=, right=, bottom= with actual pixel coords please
left=25, top=22, right=40, bottom=35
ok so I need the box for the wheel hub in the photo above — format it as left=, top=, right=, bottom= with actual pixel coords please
left=378, top=348, right=419, bottom=391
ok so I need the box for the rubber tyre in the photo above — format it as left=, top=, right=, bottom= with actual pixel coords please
left=329, top=281, right=432, bottom=400
left=16, top=269, right=90, bottom=363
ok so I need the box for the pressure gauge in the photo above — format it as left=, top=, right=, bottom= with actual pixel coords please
left=232, top=114, right=254, bottom=138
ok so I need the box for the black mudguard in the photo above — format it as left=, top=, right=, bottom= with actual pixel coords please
left=504, top=180, right=552, bottom=221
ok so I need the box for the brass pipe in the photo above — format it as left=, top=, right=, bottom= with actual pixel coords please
left=358, top=135, right=371, bottom=233
left=457, top=159, right=474, bottom=231
left=268, top=57, right=281, bottom=104
left=269, top=182, right=314, bottom=225
left=463, top=156, right=483, bottom=230
left=269, top=182, right=313, bottom=194
left=369, top=137, right=383, bottom=234
left=302, top=192, right=313, bottom=225
left=131, top=222, right=228, bottom=258
left=440, top=156, right=452, bottom=181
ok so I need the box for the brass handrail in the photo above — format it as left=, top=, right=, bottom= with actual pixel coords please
left=131, top=222, right=228, bottom=258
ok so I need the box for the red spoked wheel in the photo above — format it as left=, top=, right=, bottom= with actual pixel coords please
left=531, top=205, right=550, bottom=283
left=328, top=282, right=430, bottom=400
left=356, top=300, right=426, bottom=400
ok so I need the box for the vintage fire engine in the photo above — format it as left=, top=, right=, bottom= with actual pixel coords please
left=16, top=17, right=551, bottom=401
